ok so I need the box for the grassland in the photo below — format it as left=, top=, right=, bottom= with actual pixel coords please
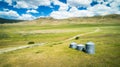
left=0, top=15, right=120, bottom=67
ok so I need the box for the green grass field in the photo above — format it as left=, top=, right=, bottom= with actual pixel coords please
left=0, top=17, right=120, bottom=67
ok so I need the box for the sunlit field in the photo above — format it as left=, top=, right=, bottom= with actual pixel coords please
left=0, top=16, right=120, bottom=67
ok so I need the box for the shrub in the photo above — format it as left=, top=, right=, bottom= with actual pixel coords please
left=35, top=50, right=44, bottom=54
left=28, top=41, right=35, bottom=44
left=75, top=36, right=79, bottom=40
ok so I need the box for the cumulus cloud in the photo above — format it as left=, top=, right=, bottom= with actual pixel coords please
left=116, top=11, right=120, bottom=14
left=0, top=9, right=36, bottom=20
left=3, top=8, right=9, bottom=11
left=50, top=11, right=71, bottom=19
left=0, top=10, right=20, bottom=19
left=71, top=10, right=94, bottom=17
left=6, top=0, right=51, bottom=9
left=14, top=1, right=30, bottom=9
left=67, top=0, right=92, bottom=7
left=4, top=0, right=68, bottom=10
left=110, top=0, right=120, bottom=10
left=4, top=0, right=12, bottom=5
left=50, top=6, right=94, bottom=19
left=69, top=7, right=94, bottom=17
left=87, top=4, right=112, bottom=16
left=18, top=14, right=36, bottom=20
left=27, top=9, right=39, bottom=13
left=52, top=0, right=69, bottom=11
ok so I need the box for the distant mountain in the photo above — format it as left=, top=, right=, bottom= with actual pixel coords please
left=0, top=14, right=120, bottom=24
left=0, top=18, right=24, bottom=24
left=29, top=14, right=120, bottom=24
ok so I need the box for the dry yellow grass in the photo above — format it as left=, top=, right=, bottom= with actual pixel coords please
left=17, top=29, right=80, bottom=34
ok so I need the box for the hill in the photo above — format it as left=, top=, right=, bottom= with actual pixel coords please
left=25, top=14, right=120, bottom=25
left=0, top=14, right=120, bottom=24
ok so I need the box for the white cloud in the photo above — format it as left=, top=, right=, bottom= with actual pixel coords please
left=110, top=1, right=120, bottom=10
left=27, top=9, right=39, bottom=13
left=4, top=0, right=12, bottom=5
left=0, top=10, right=20, bottom=19
left=67, top=0, right=92, bottom=7
left=14, top=1, right=30, bottom=9
left=14, top=0, right=51, bottom=9
left=58, top=2, right=68, bottom=11
left=115, top=11, right=120, bottom=14
left=87, top=4, right=114, bottom=16
left=50, top=11, right=70, bottom=19
left=69, top=7, right=78, bottom=12
left=50, top=7, right=94, bottom=19
left=3, top=8, right=9, bottom=11
left=0, top=10, right=36, bottom=20
left=52, top=0, right=69, bottom=11
left=12, top=0, right=69, bottom=10
left=18, top=14, right=36, bottom=20
left=69, top=7, right=95, bottom=17
left=71, top=10, right=94, bottom=17
left=96, top=0, right=104, bottom=4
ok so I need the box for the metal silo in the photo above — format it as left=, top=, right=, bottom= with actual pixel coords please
left=69, top=42, right=77, bottom=49
left=76, top=44, right=85, bottom=51
left=85, top=42, right=95, bottom=54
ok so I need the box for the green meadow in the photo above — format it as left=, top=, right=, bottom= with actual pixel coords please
left=0, top=15, right=120, bottom=67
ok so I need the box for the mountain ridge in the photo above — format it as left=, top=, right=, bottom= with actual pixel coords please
left=0, top=14, right=120, bottom=24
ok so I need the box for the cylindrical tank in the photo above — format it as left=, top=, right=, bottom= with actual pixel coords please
left=76, top=44, right=85, bottom=51
left=69, top=42, right=77, bottom=49
left=86, top=42, right=95, bottom=54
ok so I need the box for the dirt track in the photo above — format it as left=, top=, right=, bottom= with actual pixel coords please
left=0, top=43, right=45, bottom=54
left=64, top=27, right=100, bottom=41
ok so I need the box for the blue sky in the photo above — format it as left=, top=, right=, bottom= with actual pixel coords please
left=0, top=0, right=120, bottom=20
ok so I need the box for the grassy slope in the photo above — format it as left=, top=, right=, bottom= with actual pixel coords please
left=0, top=15, right=120, bottom=67
left=0, top=24, right=97, bottom=48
